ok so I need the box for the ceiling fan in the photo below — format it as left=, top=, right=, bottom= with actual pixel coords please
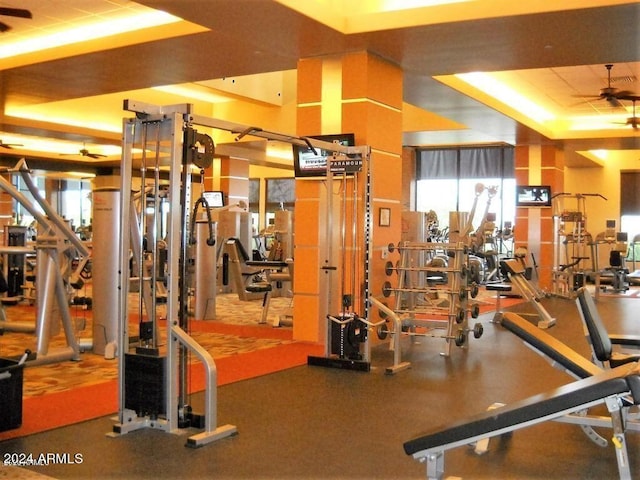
left=575, top=64, right=638, bottom=108
left=0, top=139, right=23, bottom=149
left=0, top=7, right=32, bottom=33
left=613, top=97, right=640, bottom=130
left=60, top=147, right=107, bottom=159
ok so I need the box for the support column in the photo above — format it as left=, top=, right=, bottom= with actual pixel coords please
left=514, top=144, right=564, bottom=289
left=294, top=52, right=403, bottom=343
left=203, top=155, right=249, bottom=208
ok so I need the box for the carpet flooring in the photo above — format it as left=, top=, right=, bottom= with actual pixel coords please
left=0, top=291, right=316, bottom=442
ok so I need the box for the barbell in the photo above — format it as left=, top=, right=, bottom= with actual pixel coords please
left=376, top=322, right=483, bottom=346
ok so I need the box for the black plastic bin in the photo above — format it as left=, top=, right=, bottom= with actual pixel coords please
left=0, top=357, right=24, bottom=432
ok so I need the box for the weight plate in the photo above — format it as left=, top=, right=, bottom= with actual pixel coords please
left=191, top=132, right=215, bottom=169
left=385, top=261, right=394, bottom=276
left=376, top=324, right=389, bottom=340
left=473, top=322, right=484, bottom=339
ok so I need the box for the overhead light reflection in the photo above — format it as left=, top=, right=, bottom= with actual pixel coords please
left=456, top=72, right=555, bottom=124
left=0, top=10, right=181, bottom=59
left=381, top=0, right=469, bottom=12
left=152, top=84, right=233, bottom=104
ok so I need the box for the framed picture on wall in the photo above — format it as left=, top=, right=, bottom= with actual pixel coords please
left=379, top=207, right=391, bottom=227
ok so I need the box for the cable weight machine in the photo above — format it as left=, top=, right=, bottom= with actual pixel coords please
left=307, top=144, right=377, bottom=372
left=111, top=100, right=374, bottom=445
left=110, top=101, right=236, bottom=447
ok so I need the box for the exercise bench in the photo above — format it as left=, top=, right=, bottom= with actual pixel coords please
left=404, top=311, right=640, bottom=480
left=575, top=286, right=640, bottom=369
left=500, top=311, right=640, bottom=446
left=404, top=364, right=640, bottom=480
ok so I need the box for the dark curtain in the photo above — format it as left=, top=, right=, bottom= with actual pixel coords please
left=417, top=146, right=514, bottom=180
left=417, top=149, right=457, bottom=179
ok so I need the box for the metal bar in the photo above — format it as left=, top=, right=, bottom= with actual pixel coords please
left=137, top=123, right=148, bottom=342
left=16, top=160, right=89, bottom=258
left=117, top=117, right=136, bottom=423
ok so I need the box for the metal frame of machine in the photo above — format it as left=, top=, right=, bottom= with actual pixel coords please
left=111, top=100, right=373, bottom=446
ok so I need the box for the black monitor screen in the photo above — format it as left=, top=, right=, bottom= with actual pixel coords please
left=515, top=185, right=551, bottom=207
left=203, top=191, right=224, bottom=208
left=293, top=133, right=355, bottom=178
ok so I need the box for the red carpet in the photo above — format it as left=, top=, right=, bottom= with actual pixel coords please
left=0, top=341, right=323, bottom=441
left=412, top=295, right=524, bottom=321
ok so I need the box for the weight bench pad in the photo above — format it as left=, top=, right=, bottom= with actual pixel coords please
left=501, top=258, right=525, bottom=275
left=500, top=312, right=602, bottom=379
left=404, top=363, right=639, bottom=456
left=246, top=283, right=272, bottom=293
left=486, top=283, right=512, bottom=292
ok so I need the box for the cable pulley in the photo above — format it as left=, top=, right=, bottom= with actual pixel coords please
left=186, top=129, right=215, bottom=169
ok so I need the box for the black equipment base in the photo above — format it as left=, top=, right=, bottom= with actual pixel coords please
left=307, top=355, right=371, bottom=372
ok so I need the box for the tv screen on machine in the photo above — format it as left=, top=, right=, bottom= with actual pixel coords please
left=293, top=133, right=355, bottom=178
left=516, top=185, right=551, bottom=207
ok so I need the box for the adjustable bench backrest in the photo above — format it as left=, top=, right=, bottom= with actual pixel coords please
left=229, top=237, right=251, bottom=262
left=575, top=287, right=612, bottom=364
left=500, top=258, right=525, bottom=276
left=500, top=312, right=602, bottom=378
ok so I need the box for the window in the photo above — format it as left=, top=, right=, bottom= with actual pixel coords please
left=12, top=174, right=45, bottom=227
left=61, top=179, right=92, bottom=232
left=416, top=146, right=515, bottom=251
left=265, top=178, right=295, bottom=227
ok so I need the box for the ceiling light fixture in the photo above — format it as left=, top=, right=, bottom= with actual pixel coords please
left=0, top=10, right=181, bottom=60
left=589, top=150, right=608, bottom=161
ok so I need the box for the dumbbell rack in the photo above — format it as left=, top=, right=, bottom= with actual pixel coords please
left=381, top=241, right=483, bottom=357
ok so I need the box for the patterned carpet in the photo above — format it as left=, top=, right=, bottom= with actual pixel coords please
left=0, top=278, right=524, bottom=400
left=0, top=292, right=293, bottom=398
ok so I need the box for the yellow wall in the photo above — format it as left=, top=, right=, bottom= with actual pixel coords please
left=564, top=165, right=620, bottom=234
left=564, top=161, right=635, bottom=269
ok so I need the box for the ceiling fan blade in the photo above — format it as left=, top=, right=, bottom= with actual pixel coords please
left=606, top=96, right=623, bottom=108
left=616, top=93, right=640, bottom=103
left=613, top=90, right=636, bottom=98
left=0, top=8, right=32, bottom=19
left=572, top=94, right=602, bottom=99
left=0, top=21, right=10, bottom=33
